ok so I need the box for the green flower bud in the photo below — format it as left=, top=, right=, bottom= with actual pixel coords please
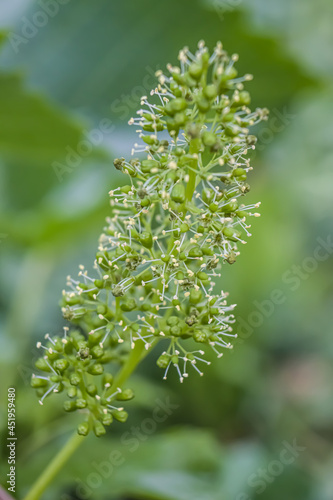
left=232, top=168, right=247, bottom=181
left=143, top=122, right=164, bottom=132
left=121, top=298, right=137, bottom=312
left=202, top=246, right=214, bottom=256
left=75, top=399, right=87, bottom=409
left=142, top=135, right=158, bottom=146
left=88, top=363, right=104, bottom=376
left=70, top=373, right=81, bottom=386
left=64, top=295, right=82, bottom=306
left=202, top=131, right=217, bottom=147
left=116, top=389, right=135, bottom=401
left=165, top=98, right=187, bottom=116
left=174, top=112, right=186, bottom=126
left=113, top=410, right=128, bottom=423
left=63, top=400, right=77, bottom=412
left=85, top=384, right=97, bottom=397
left=197, top=98, right=210, bottom=113
left=188, top=246, right=203, bottom=258
left=171, top=183, right=186, bottom=203
left=102, top=373, right=114, bottom=386
left=209, top=202, right=219, bottom=213
left=222, top=200, right=238, bottom=213
left=203, top=84, right=217, bottom=100
left=53, top=359, right=69, bottom=373
left=100, top=353, right=115, bottom=364
left=222, top=227, right=241, bottom=241
left=94, top=279, right=105, bottom=289
left=101, top=413, right=113, bottom=426
left=193, top=330, right=208, bottom=343
left=93, top=420, right=106, bottom=437
left=189, top=62, right=203, bottom=80
left=197, top=271, right=208, bottom=281
left=140, top=303, right=151, bottom=312
left=171, top=355, right=179, bottom=365
left=141, top=159, right=160, bottom=173
left=140, top=197, right=151, bottom=207
left=139, top=231, right=153, bottom=249
left=189, top=289, right=202, bottom=304
left=236, top=210, right=248, bottom=218
left=224, top=124, right=239, bottom=137
left=157, top=353, right=170, bottom=369
left=77, top=421, right=90, bottom=436
left=180, top=223, right=190, bottom=232
left=88, top=331, right=104, bottom=347
left=67, top=387, right=77, bottom=398
left=120, top=185, right=131, bottom=194
left=35, top=357, right=52, bottom=372
left=167, top=316, right=179, bottom=326
left=31, top=376, right=48, bottom=388
left=170, top=325, right=181, bottom=336
left=237, top=91, right=251, bottom=106
left=45, top=349, right=59, bottom=361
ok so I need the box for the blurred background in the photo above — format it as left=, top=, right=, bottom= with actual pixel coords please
left=0, top=0, right=332, bottom=499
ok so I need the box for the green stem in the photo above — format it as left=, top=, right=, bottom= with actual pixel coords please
left=169, top=136, right=200, bottom=255
left=115, top=296, right=121, bottom=320
left=185, top=137, right=201, bottom=205
left=24, top=341, right=153, bottom=500
left=108, top=340, right=154, bottom=395
left=23, top=432, right=84, bottom=500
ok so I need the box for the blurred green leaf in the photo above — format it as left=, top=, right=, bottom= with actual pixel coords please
left=243, top=0, right=333, bottom=79
left=0, top=71, right=84, bottom=166
left=0, top=1, right=316, bottom=118
left=19, top=428, right=222, bottom=500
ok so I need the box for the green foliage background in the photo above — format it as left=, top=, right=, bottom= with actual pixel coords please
left=0, top=0, right=332, bottom=499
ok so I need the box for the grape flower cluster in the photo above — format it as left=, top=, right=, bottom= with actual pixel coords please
left=31, top=41, right=268, bottom=436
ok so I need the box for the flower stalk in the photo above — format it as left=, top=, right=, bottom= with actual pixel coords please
left=23, top=432, right=84, bottom=500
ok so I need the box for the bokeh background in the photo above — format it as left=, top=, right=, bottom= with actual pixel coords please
left=0, top=0, right=333, bottom=499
